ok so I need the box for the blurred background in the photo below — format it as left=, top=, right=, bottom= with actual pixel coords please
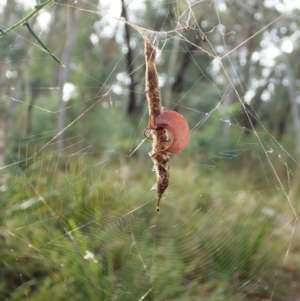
left=0, top=0, right=300, bottom=300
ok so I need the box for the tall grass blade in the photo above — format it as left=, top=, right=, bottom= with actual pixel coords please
left=25, top=22, right=65, bottom=67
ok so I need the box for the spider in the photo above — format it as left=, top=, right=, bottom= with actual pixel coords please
left=142, top=37, right=190, bottom=211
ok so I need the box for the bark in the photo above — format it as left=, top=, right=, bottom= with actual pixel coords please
left=121, top=0, right=138, bottom=116
left=56, top=4, right=78, bottom=151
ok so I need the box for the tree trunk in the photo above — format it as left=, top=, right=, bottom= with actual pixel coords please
left=121, top=0, right=138, bottom=116
left=276, top=98, right=290, bottom=139
left=240, top=83, right=267, bottom=135
left=238, top=0, right=262, bottom=132
left=0, top=121, right=4, bottom=167
left=223, top=62, right=236, bottom=142
left=56, top=4, right=78, bottom=151
left=172, top=39, right=200, bottom=95
left=281, top=51, right=300, bottom=156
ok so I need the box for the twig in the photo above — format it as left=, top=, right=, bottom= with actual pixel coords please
left=0, top=0, right=54, bottom=39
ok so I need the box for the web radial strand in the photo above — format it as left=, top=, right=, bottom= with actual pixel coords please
left=0, top=1, right=298, bottom=300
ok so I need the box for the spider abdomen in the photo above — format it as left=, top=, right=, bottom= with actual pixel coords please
left=154, top=111, right=190, bottom=154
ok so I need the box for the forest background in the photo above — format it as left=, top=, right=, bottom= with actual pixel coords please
left=1, top=0, right=300, bottom=300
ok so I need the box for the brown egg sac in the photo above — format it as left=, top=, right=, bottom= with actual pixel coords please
left=154, top=111, right=190, bottom=154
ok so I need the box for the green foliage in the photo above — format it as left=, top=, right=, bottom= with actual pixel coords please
left=0, top=155, right=292, bottom=301
left=1, top=1, right=300, bottom=300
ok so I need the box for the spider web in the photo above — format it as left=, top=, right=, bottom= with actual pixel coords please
left=1, top=1, right=300, bottom=300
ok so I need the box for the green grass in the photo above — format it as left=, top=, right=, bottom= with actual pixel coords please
left=0, top=153, right=297, bottom=301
